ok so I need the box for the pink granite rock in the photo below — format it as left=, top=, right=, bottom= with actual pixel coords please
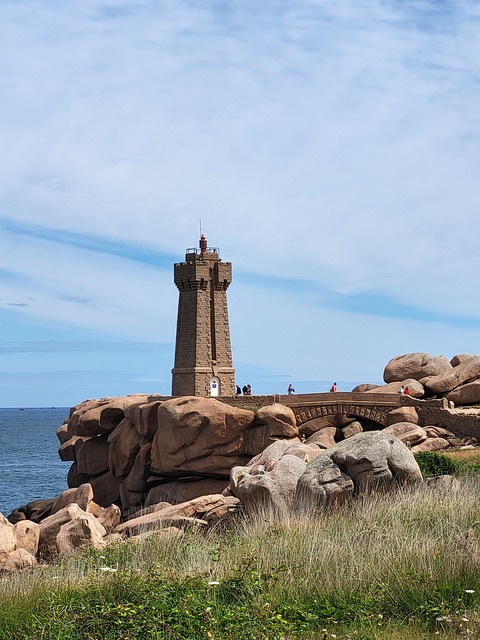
left=384, top=353, right=452, bottom=383
left=150, top=397, right=254, bottom=476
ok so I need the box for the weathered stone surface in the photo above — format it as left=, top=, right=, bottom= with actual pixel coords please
left=14, top=520, right=40, bottom=557
left=147, top=494, right=226, bottom=520
left=351, top=384, right=379, bottom=392
left=300, top=414, right=354, bottom=437
left=7, top=499, right=55, bottom=525
left=231, top=454, right=307, bottom=511
left=245, top=440, right=321, bottom=468
left=422, top=426, right=472, bottom=446
left=0, top=514, right=15, bottom=553
left=295, top=432, right=423, bottom=510
left=146, top=477, right=230, bottom=506
left=69, top=399, right=112, bottom=435
left=56, top=421, right=72, bottom=445
left=88, top=471, right=123, bottom=508
left=446, top=381, right=480, bottom=406
left=108, top=418, right=149, bottom=478
left=0, top=548, right=37, bottom=572
left=203, top=496, right=241, bottom=524
left=342, top=421, right=363, bottom=438
left=116, top=513, right=208, bottom=537
left=68, top=399, right=110, bottom=432
left=51, top=483, right=94, bottom=515
left=422, top=356, right=480, bottom=394
left=366, top=379, right=424, bottom=398
left=256, top=404, right=299, bottom=439
left=56, top=514, right=107, bottom=555
left=76, top=434, right=110, bottom=477
left=384, top=353, right=452, bottom=383
left=410, top=438, right=450, bottom=452
left=119, top=443, right=152, bottom=513
left=150, top=397, right=254, bottom=476
left=383, top=422, right=427, bottom=446
left=87, top=502, right=121, bottom=533
left=72, top=396, right=149, bottom=437
left=126, top=400, right=163, bottom=438
left=58, top=435, right=90, bottom=462
left=67, top=463, right=90, bottom=489
left=39, top=504, right=90, bottom=557
left=305, top=427, right=338, bottom=449
left=386, top=406, right=419, bottom=426
left=450, top=354, right=475, bottom=367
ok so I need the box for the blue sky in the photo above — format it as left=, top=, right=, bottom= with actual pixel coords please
left=0, top=0, right=479, bottom=406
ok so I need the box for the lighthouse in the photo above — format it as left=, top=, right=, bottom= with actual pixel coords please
left=171, top=234, right=236, bottom=397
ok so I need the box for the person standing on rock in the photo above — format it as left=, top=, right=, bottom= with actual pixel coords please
left=404, top=386, right=411, bottom=396
left=288, top=384, right=295, bottom=395
left=330, top=382, right=337, bottom=392
left=399, top=385, right=405, bottom=394
left=242, top=384, right=248, bottom=395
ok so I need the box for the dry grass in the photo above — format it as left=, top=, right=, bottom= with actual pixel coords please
left=1, top=479, right=479, bottom=638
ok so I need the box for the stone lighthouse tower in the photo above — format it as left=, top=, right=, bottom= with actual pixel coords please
left=171, top=234, right=236, bottom=397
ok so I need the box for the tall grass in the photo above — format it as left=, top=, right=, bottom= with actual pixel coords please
left=1, top=479, right=479, bottom=639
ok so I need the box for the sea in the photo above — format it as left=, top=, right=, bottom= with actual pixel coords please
left=0, top=407, right=71, bottom=518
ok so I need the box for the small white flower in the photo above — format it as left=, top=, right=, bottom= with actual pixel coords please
left=462, top=617, right=470, bottom=622
left=465, top=589, right=475, bottom=594
left=208, top=580, right=220, bottom=586
left=99, top=567, right=117, bottom=572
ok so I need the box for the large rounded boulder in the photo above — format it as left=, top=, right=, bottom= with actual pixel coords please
left=295, top=431, right=423, bottom=510
left=446, top=380, right=480, bottom=405
left=384, top=353, right=452, bottom=383
left=150, top=397, right=255, bottom=476
left=422, top=356, right=480, bottom=394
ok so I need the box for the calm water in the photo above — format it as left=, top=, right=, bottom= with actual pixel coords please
left=0, top=407, right=70, bottom=517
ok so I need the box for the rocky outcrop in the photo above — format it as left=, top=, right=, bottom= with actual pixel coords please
left=446, top=381, right=480, bottom=405
left=295, top=432, right=423, bottom=510
left=383, top=422, right=427, bottom=446
left=421, top=356, right=480, bottom=394
left=57, top=396, right=301, bottom=516
left=386, top=406, right=419, bottom=426
left=384, top=353, right=452, bottom=383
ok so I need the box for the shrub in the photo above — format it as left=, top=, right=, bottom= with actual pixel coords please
left=414, top=451, right=460, bottom=477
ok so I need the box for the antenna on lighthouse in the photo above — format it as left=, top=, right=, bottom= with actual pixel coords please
left=199, top=218, right=202, bottom=237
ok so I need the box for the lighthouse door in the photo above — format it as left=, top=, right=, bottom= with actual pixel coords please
left=210, top=377, right=220, bottom=397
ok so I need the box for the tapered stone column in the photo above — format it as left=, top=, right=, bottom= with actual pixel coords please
left=171, top=235, right=236, bottom=397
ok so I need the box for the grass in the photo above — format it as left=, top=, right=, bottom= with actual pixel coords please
left=1, top=479, right=480, bottom=639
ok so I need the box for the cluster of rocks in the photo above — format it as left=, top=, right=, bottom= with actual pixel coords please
left=1, top=482, right=237, bottom=571
left=2, top=431, right=435, bottom=571
left=54, top=395, right=300, bottom=517
left=315, top=403, right=476, bottom=454
left=357, top=352, right=480, bottom=405
left=3, top=350, right=479, bottom=571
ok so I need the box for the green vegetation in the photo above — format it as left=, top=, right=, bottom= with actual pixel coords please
left=414, top=451, right=461, bottom=477
left=415, top=449, right=480, bottom=477
left=1, top=479, right=479, bottom=639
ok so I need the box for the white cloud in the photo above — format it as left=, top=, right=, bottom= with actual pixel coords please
left=0, top=0, right=479, bottom=403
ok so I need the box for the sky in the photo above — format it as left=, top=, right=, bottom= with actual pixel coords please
left=0, top=0, right=479, bottom=407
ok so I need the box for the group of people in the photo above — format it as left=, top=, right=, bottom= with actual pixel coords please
left=236, top=382, right=341, bottom=395
left=236, top=384, right=252, bottom=395
left=399, top=385, right=411, bottom=395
